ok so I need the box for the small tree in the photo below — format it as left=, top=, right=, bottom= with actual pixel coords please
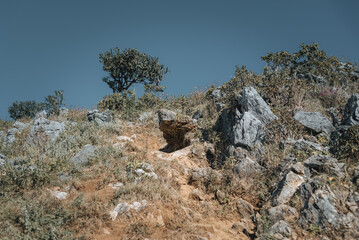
left=99, top=48, right=168, bottom=93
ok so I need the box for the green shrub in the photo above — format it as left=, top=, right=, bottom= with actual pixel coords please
left=8, top=90, right=65, bottom=120
left=8, top=100, right=44, bottom=120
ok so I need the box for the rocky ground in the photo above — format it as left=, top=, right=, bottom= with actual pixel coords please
left=1, top=82, right=359, bottom=239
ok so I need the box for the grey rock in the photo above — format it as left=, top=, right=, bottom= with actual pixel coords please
left=87, top=109, right=112, bottom=125
left=71, top=144, right=96, bottom=166
left=30, top=117, right=66, bottom=141
left=342, top=94, right=359, bottom=126
left=35, top=110, right=48, bottom=118
left=139, top=111, right=153, bottom=122
left=135, top=163, right=158, bottom=180
left=192, top=109, right=203, bottom=120
left=59, top=107, right=69, bottom=116
left=269, top=220, right=293, bottom=238
left=300, top=188, right=339, bottom=228
left=109, top=200, right=147, bottom=220
left=291, top=162, right=305, bottom=175
left=236, top=198, right=255, bottom=219
left=49, top=190, right=68, bottom=200
left=304, top=155, right=344, bottom=177
left=273, top=171, right=305, bottom=206
left=6, top=128, right=19, bottom=143
left=239, top=86, right=278, bottom=125
left=211, top=87, right=226, bottom=101
left=0, top=153, right=6, bottom=166
left=294, top=111, right=334, bottom=134
left=233, top=156, right=262, bottom=178
left=216, top=86, right=276, bottom=149
left=280, top=138, right=324, bottom=152
left=268, top=204, right=299, bottom=223
left=157, top=109, right=176, bottom=122
left=233, top=111, right=263, bottom=148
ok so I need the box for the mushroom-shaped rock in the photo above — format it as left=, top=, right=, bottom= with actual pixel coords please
left=157, top=109, right=196, bottom=151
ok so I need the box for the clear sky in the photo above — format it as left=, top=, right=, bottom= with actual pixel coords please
left=0, top=0, right=358, bottom=120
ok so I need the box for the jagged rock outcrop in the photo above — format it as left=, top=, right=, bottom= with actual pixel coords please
left=157, top=109, right=196, bottom=151
left=232, top=156, right=262, bottom=178
left=342, top=93, right=359, bottom=126
left=272, top=171, right=305, bottom=206
left=304, top=154, right=345, bottom=177
left=216, top=86, right=277, bottom=149
left=87, top=109, right=112, bottom=125
left=294, top=111, right=334, bottom=134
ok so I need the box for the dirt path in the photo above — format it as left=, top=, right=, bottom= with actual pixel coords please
left=89, top=123, right=251, bottom=240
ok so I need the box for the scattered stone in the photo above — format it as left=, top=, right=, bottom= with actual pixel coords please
left=87, top=109, right=112, bottom=125
left=108, top=182, right=124, bottom=189
left=291, top=162, right=305, bottom=175
left=232, top=156, right=262, bottom=178
left=269, top=220, right=293, bottom=238
left=135, top=163, right=158, bottom=180
left=342, top=93, right=359, bottom=126
left=59, top=107, right=69, bottom=116
left=192, top=109, right=203, bottom=120
left=273, top=171, right=305, bottom=206
left=236, top=198, right=255, bottom=219
left=190, top=188, right=204, bottom=201
left=71, top=144, right=96, bottom=166
left=215, top=190, right=227, bottom=204
left=109, top=200, right=147, bottom=220
left=139, top=111, right=154, bottom=122
left=116, top=136, right=134, bottom=142
left=294, top=111, right=334, bottom=134
left=49, top=190, right=68, bottom=200
left=304, top=155, right=344, bottom=177
left=30, top=117, right=66, bottom=141
left=268, top=204, right=299, bottom=223
left=0, top=153, right=6, bottom=166
left=280, top=138, right=324, bottom=152
left=35, top=110, right=48, bottom=118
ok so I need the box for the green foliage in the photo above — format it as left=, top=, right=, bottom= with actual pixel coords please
left=262, top=43, right=355, bottom=86
left=8, top=100, right=43, bottom=120
left=44, top=90, right=65, bottom=115
left=8, top=90, right=65, bottom=120
left=99, top=47, right=168, bottom=93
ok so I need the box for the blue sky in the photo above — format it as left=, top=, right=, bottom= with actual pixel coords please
left=0, top=0, right=358, bottom=120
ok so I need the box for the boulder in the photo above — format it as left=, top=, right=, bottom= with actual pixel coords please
left=268, top=204, right=299, bottom=223
left=135, top=162, right=158, bottom=180
left=233, top=156, right=262, bottom=178
left=109, top=200, right=147, bottom=220
left=304, top=155, right=345, bottom=177
left=139, top=111, right=154, bottom=122
left=157, top=109, right=196, bottom=151
left=30, top=117, right=66, bottom=141
left=269, top=220, right=293, bottom=238
left=273, top=171, right=305, bottom=206
left=294, top=111, right=334, bottom=134
left=342, top=94, right=359, bottom=126
left=87, top=109, right=112, bottom=125
left=71, top=144, right=96, bottom=166
left=239, top=86, right=277, bottom=125
left=192, top=109, right=203, bottom=120
left=35, top=110, right=48, bottom=118
left=216, top=86, right=277, bottom=149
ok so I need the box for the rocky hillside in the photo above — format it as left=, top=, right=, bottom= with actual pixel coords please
left=1, top=46, right=359, bottom=239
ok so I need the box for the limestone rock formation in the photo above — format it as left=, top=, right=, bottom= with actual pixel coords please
left=294, top=111, right=334, bottom=134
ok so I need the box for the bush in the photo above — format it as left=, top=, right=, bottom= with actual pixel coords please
left=8, top=101, right=43, bottom=120
left=8, top=90, right=65, bottom=120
